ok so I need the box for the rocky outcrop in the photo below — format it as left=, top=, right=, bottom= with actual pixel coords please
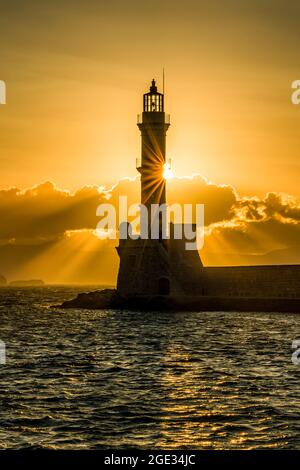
left=53, top=289, right=118, bottom=309
left=53, top=288, right=300, bottom=313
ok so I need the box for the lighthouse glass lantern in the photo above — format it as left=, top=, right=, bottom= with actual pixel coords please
left=143, top=79, right=164, bottom=112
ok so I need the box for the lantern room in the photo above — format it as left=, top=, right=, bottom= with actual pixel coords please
left=143, top=79, right=164, bottom=112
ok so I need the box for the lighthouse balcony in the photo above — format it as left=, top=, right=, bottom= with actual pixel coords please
left=137, top=113, right=170, bottom=124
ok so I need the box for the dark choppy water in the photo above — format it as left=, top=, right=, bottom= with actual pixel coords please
left=0, top=286, right=299, bottom=449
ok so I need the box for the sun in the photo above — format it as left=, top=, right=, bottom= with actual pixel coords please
left=163, top=162, right=174, bottom=180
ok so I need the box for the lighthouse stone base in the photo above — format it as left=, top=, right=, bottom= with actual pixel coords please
left=116, top=224, right=203, bottom=297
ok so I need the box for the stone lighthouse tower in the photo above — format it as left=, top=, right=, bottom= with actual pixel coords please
left=137, top=79, right=170, bottom=218
left=116, top=79, right=202, bottom=298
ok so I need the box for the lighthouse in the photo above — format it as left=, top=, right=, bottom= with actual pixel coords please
left=137, top=79, right=170, bottom=213
left=116, top=79, right=202, bottom=297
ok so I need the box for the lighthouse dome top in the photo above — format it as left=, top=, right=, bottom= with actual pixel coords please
left=150, top=79, right=158, bottom=93
left=143, top=79, right=164, bottom=112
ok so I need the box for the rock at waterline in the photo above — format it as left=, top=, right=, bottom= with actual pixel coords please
left=52, top=288, right=300, bottom=313
left=53, top=289, right=118, bottom=309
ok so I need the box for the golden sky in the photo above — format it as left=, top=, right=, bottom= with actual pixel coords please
left=1, top=0, right=300, bottom=195
left=0, top=0, right=299, bottom=282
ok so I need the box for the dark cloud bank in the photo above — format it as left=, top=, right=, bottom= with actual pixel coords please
left=0, top=177, right=299, bottom=283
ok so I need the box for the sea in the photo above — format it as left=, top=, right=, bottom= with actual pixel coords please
left=0, top=286, right=299, bottom=450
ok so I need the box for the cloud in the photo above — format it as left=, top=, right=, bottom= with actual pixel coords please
left=203, top=189, right=300, bottom=262
left=206, top=218, right=300, bottom=253
left=232, top=192, right=300, bottom=223
left=0, top=176, right=239, bottom=242
left=0, top=176, right=299, bottom=244
left=0, top=181, right=106, bottom=241
left=106, top=174, right=238, bottom=226
left=0, top=176, right=299, bottom=282
left=168, top=176, right=238, bottom=225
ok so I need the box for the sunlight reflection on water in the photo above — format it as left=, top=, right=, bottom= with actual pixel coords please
left=0, top=286, right=299, bottom=449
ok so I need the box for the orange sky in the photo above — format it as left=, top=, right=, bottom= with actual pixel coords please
left=0, top=0, right=299, bottom=196
left=0, top=0, right=299, bottom=283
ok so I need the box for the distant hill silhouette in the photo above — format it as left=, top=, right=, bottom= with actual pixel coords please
left=0, top=274, right=7, bottom=285
left=9, top=279, right=44, bottom=287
